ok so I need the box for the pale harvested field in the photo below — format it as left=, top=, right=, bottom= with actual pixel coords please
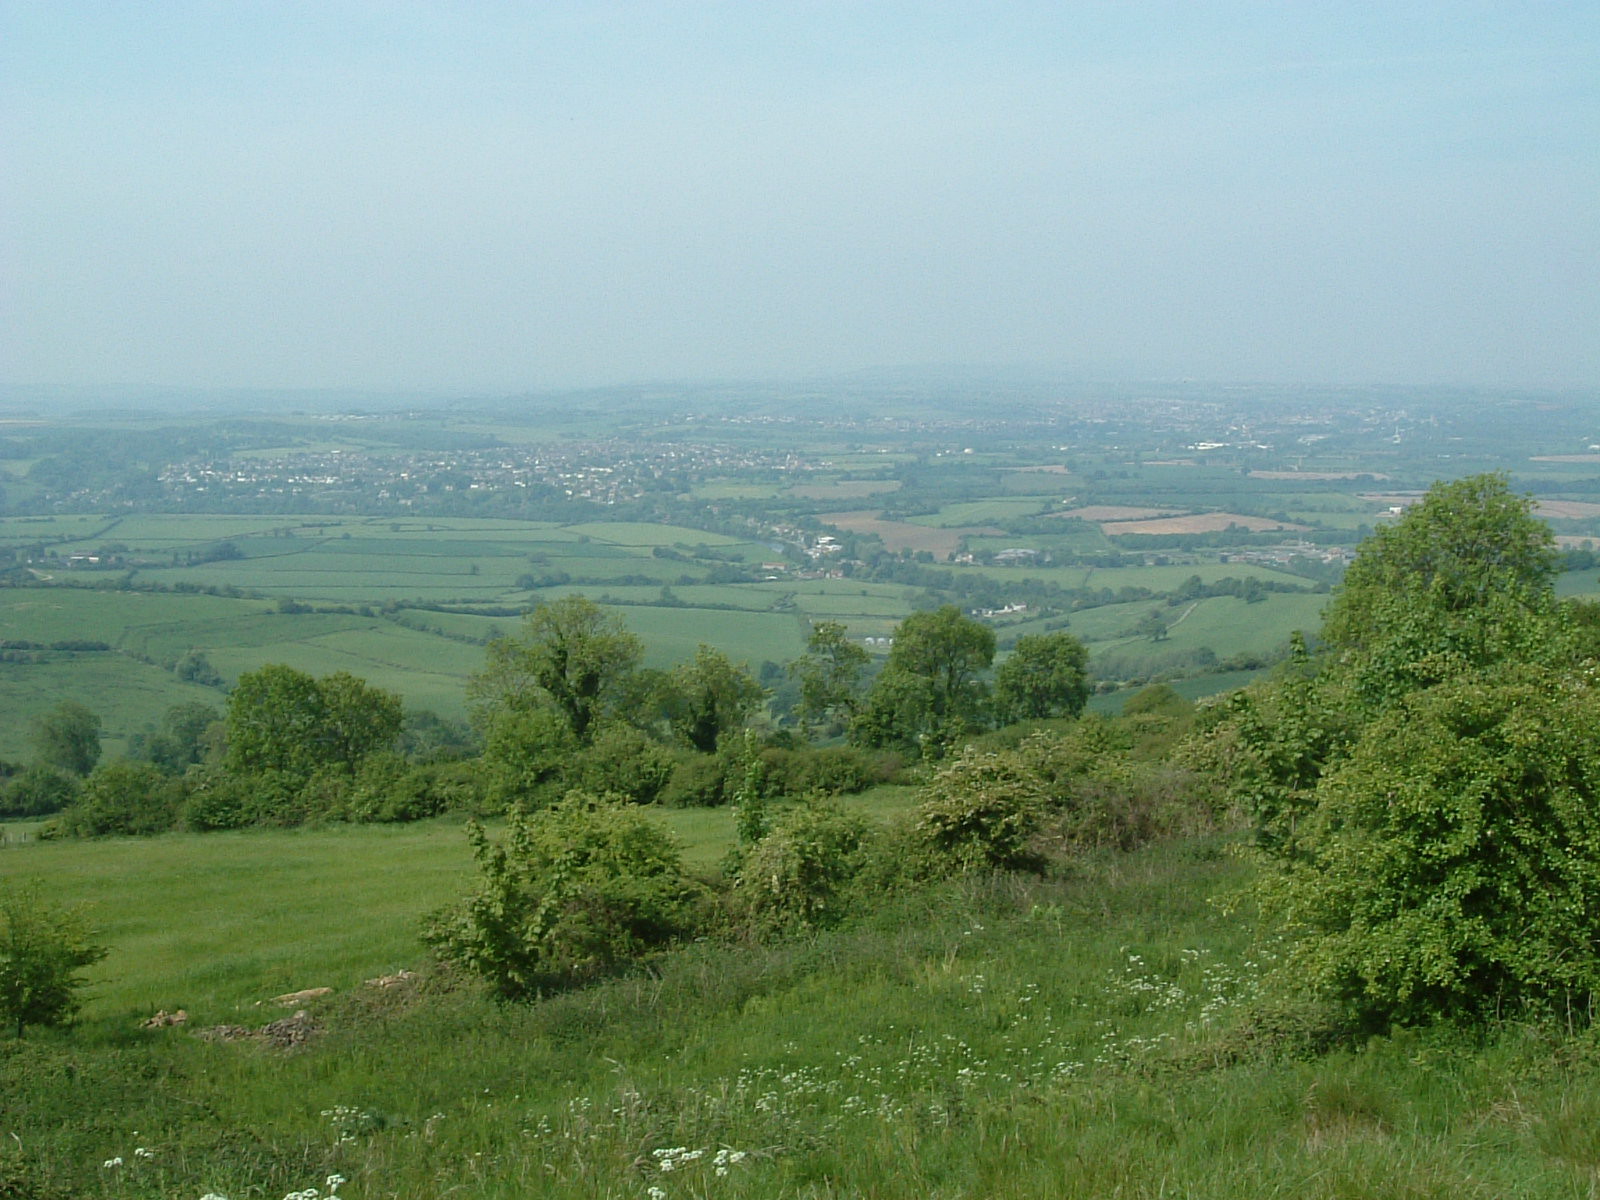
left=1536, top=500, right=1600, bottom=519
left=1055, top=505, right=1182, bottom=521
left=1249, top=470, right=1390, bottom=481
left=1102, top=512, right=1311, bottom=535
left=825, top=511, right=1002, bottom=556
left=1003, top=464, right=1072, bottom=474
left=1532, top=454, right=1600, bottom=463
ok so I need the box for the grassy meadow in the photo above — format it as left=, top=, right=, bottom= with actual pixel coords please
left=4, top=816, right=1599, bottom=1199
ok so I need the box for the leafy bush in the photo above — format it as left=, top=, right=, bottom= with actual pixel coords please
left=1259, top=668, right=1600, bottom=1027
left=422, top=792, right=701, bottom=998
left=478, top=706, right=578, bottom=810
left=915, top=749, right=1047, bottom=873
left=755, top=744, right=881, bottom=798
left=0, top=766, right=79, bottom=819
left=179, top=765, right=260, bottom=831
left=733, top=799, right=872, bottom=934
left=571, top=723, right=675, bottom=804
left=0, top=879, right=107, bottom=1038
left=660, top=751, right=731, bottom=807
left=49, top=762, right=184, bottom=838
left=330, top=753, right=462, bottom=823
left=1017, top=726, right=1201, bottom=852
left=1178, top=653, right=1357, bottom=852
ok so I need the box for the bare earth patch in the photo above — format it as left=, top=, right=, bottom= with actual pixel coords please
left=1101, top=513, right=1311, bottom=535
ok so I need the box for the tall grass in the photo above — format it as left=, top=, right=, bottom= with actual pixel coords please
left=5, top=828, right=1599, bottom=1199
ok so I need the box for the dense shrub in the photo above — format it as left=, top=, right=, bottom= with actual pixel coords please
left=0, top=880, right=107, bottom=1039
left=1015, top=726, right=1198, bottom=851
left=915, top=749, right=1047, bottom=873
left=733, top=800, right=872, bottom=934
left=660, top=751, right=731, bottom=807
left=571, top=723, right=676, bottom=804
left=48, top=762, right=184, bottom=837
left=755, top=744, right=885, bottom=798
left=422, top=792, right=701, bottom=998
left=179, top=766, right=260, bottom=831
left=0, top=766, right=79, bottom=819
left=328, top=753, right=459, bottom=823
left=1259, top=667, right=1600, bottom=1027
left=478, top=706, right=578, bottom=810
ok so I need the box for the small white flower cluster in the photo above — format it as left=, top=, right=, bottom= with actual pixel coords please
left=652, top=1146, right=702, bottom=1172
left=102, top=1147, right=156, bottom=1169
left=649, top=1145, right=748, bottom=1178
left=321, top=1104, right=361, bottom=1144
left=281, top=1172, right=346, bottom=1200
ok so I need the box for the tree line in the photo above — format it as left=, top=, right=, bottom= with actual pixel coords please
left=4, top=590, right=1092, bottom=837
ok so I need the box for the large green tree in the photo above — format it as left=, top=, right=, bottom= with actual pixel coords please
left=853, top=606, right=995, bottom=755
left=665, top=645, right=765, bottom=753
left=225, top=665, right=403, bottom=780
left=469, top=596, right=642, bottom=744
left=992, top=631, right=1091, bottom=724
left=29, top=701, right=101, bottom=777
left=1323, top=473, right=1558, bottom=705
left=1226, top=472, right=1600, bottom=1027
left=134, top=701, right=222, bottom=773
left=1207, top=473, right=1567, bottom=845
left=789, top=620, right=870, bottom=733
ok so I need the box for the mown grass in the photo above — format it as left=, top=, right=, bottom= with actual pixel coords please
left=5, top=826, right=1598, bottom=1199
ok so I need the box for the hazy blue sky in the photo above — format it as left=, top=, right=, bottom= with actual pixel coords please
left=3, top=1, right=1596, bottom=393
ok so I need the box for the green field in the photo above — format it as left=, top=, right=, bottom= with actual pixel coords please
left=0, top=655, right=223, bottom=761
left=0, top=506, right=1341, bottom=747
